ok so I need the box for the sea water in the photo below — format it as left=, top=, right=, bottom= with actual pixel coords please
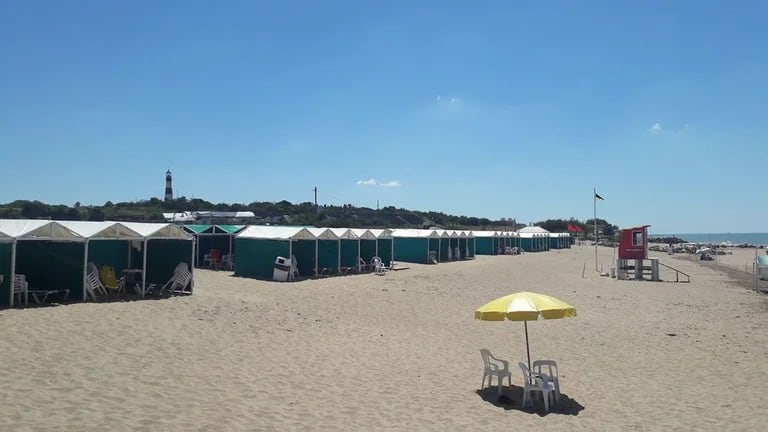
left=650, top=233, right=768, bottom=246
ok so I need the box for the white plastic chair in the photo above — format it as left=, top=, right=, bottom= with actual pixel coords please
left=533, top=360, right=560, bottom=403
left=12, top=274, right=29, bottom=306
left=371, top=257, right=385, bottom=275
left=357, top=257, right=369, bottom=273
left=480, top=349, right=512, bottom=396
left=519, top=362, right=555, bottom=411
left=222, top=254, right=234, bottom=271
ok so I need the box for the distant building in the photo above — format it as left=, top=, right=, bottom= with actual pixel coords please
left=164, top=170, right=173, bottom=201
left=162, top=211, right=258, bottom=225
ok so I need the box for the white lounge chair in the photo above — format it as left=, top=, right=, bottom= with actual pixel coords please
left=480, top=349, right=512, bottom=396
left=150, top=262, right=194, bottom=296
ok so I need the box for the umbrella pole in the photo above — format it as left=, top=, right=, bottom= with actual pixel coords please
left=525, top=320, right=532, bottom=381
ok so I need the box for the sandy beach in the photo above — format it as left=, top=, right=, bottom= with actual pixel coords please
left=2, top=245, right=767, bottom=431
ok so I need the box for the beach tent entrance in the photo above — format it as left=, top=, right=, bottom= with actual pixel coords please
left=183, top=224, right=246, bottom=268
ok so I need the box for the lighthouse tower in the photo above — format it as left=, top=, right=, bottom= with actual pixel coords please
left=164, top=170, right=173, bottom=201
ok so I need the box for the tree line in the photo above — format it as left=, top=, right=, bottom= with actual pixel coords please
left=0, top=198, right=618, bottom=235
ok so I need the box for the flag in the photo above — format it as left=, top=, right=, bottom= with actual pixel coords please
left=594, top=192, right=604, bottom=200
left=567, top=224, right=576, bottom=232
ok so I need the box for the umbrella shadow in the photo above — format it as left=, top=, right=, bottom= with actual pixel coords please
left=476, top=385, right=584, bottom=416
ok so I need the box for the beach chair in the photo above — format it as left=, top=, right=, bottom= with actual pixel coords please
left=480, top=349, right=512, bottom=396
left=222, top=253, right=234, bottom=271
left=209, top=249, right=222, bottom=270
left=357, top=257, right=370, bottom=273
left=519, top=362, right=555, bottom=411
left=151, top=262, right=194, bottom=295
left=12, top=274, right=29, bottom=306
left=371, top=256, right=385, bottom=275
left=290, top=255, right=300, bottom=281
left=86, top=265, right=108, bottom=300
left=533, top=360, right=561, bottom=403
left=99, top=265, right=126, bottom=296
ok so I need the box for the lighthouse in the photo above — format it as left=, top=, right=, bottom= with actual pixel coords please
left=164, top=170, right=173, bottom=201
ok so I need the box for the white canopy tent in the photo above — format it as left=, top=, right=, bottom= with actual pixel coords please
left=0, top=220, right=192, bottom=306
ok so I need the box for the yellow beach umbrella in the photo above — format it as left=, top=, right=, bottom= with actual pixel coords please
left=475, top=291, right=576, bottom=372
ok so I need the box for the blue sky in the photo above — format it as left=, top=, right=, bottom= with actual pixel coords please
left=1, top=1, right=766, bottom=233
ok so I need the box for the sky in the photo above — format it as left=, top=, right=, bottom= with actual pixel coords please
left=1, top=0, right=767, bottom=233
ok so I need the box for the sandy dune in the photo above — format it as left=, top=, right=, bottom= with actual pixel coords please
left=1, top=244, right=767, bottom=431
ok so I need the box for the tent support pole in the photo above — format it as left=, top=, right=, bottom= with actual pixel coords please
left=82, top=240, right=90, bottom=301
left=141, top=239, right=148, bottom=298
left=10, top=240, right=17, bottom=306
left=338, top=239, right=341, bottom=274
left=315, top=240, right=318, bottom=277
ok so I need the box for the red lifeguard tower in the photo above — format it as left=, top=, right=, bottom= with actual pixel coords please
left=618, top=225, right=650, bottom=260
left=616, top=225, right=659, bottom=281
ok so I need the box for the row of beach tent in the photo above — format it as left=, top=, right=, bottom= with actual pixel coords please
left=179, top=224, right=571, bottom=280
left=0, top=219, right=573, bottom=306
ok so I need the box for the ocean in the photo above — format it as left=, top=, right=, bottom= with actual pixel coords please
left=650, top=233, right=768, bottom=246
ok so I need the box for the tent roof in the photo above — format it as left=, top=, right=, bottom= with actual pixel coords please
left=349, top=228, right=378, bottom=240
left=327, top=228, right=358, bottom=239
left=117, top=222, right=192, bottom=239
left=237, top=225, right=316, bottom=240
left=183, top=224, right=214, bottom=234
left=391, top=229, right=439, bottom=238
left=518, top=226, right=550, bottom=234
left=0, top=220, right=81, bottom=241
left=216, top=224, right=246, bottom=234
left=0, top=219, right=191, bottom=241
left=473, top=230, right=498, bottom=237
left=367, top=229, right=393, bottom=239
left=57, top=221, right=146, bottom=239
left=305, top=227, right=339, bottom=240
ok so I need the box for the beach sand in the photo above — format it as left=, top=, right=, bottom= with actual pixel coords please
left=2, top=245, right=767, bottom=431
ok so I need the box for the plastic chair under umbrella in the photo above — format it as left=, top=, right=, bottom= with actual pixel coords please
left=474, top=291, right=577, bottom=374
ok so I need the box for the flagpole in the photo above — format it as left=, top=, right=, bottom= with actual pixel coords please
left=594, top=187, right=598, bottom=271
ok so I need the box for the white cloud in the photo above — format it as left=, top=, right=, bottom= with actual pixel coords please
left=450, top=97, right=457, bottom=103
left=436, top=95, right=441, bottom=101
left=649, top=123, right=662, bottom=133
left=356, top=178, right=377, bottom=186
left=380, top=180, right=402, bottom=187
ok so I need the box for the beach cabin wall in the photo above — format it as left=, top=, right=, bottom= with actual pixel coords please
left=465, top=231, right=475, bottom=258
left=439, top=231, right=451, bottom=261
left=234, top=238, right=291, bottom=279
left=234, top=226, right=318, bottom=280
left=391, top=229, right=437, bottom=264
left=428, top=237, right=440, bottom=263
left=374, top=231, right=394, bottom=265
left=354, top=230, right=378, bottom=264
left=336, top=233, right=360, bottom=271
left=473, top=231, right=497, bottom=255
left=305, top=228, right=340, bottom=275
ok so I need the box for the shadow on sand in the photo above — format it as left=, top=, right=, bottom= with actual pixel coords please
left=476, top=385, right=585, bottom=416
